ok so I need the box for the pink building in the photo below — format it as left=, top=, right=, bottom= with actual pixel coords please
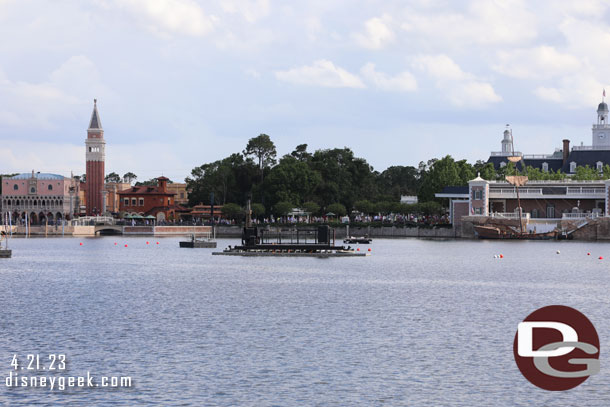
left=2, top=171, right=80, bottom=224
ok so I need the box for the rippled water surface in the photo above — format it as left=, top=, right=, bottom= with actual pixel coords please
left=1, top=236, right=610, bottom=406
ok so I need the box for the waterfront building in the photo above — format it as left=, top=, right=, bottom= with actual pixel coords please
left=186, top=204, right=223, bottom=221
left=487, top=100, right=610, bottom=173
left=437, top=175, right=610, bottom=226
left=85, top=99, right=106, bottom=216
left=104, top=181, right=132, bottom=213
left=118, top=176, right=179, bottom=221
left=166, top=182, right=189, bottom=205
left=1, top=171, right=80, bottom=223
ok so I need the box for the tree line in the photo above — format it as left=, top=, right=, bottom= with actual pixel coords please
left=99, top=134, right=610, bottom=218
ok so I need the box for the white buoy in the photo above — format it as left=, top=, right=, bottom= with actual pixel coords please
left=556, top=250, right=561, bottom=254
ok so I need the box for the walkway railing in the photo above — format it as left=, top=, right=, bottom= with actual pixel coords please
left=71, top=216, right=115, bottom=226
left=490, top=212, right=530, bottom=220
left=561, top=212, right=601, bottom=219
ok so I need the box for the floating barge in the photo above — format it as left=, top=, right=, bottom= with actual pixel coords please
left=343, top=236, right=372, bottom=244
left=0, top=250, right=11, bottom=258
left=179, top=233, right=217, bottom=248
left=214, top=207, right=367, bottom=257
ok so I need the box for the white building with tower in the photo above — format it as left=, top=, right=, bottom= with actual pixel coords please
left=487, top=98, right=610, bottom=174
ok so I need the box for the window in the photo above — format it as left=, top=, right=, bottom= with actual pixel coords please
left=597, top=161, right=603, bottom=172
left=13, top=184, right=17, bottom=190
left=124, top=198, right=129, bottom=206
left=531, top=209, right=538, bottom=218
left=180, top=192, right=184, bottom=198
left=139, top=198, right=144, bottom=206
left=131, top=198, right=137, bottom=206
left=474, top=190, right=483, bottom=200
left=542, top=162, right=548, bottom=172
left=168, top=198, right=171, bottom=205
left=547, top=205, right=555, bottom=219
left=500, top=162, right=507, bottom=168
left=474, top=207, right=482, bottom=215
left=48, top=184, right=53, bottom=191
left=30, top=187, right=35, bottom=194
left=570, top=162, right=577, bottom=173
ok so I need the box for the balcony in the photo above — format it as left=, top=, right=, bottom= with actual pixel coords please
left=489, top=186, right=605, bottom=199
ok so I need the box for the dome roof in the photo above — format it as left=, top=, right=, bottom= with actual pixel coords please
left=9, top=173, right=65, bottom=180
left=598, top=102, right=608, bottom=111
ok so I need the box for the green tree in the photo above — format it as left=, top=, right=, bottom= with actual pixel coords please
left=354, top=199, right=374, bottom=214
left=417, top=155, right=463, bottom=202
left=377, top=165, right=420, bottom=200
left=251, top=203, right=266, bottom=219
left=303, top=201, right=320, bottom=215
left=123, top=172, right=137, bottom=184
left=573, top=165, right=602, bottom=180
left=310, top=148, right=378, bottom=209
left=291, top=144, right=312, bottom=162
left=186, top=153, right=257, bottom=206
left=244, top=134, right=277, bottom=182
left=221, top=203, right=243, bottom=220
left=263, top=155, right=321, bottom=209
left=273, top=201, right=293, bottom=217
left=105, top=172, right=121, bottom=183
left=327, top=203, right=347, bottom=217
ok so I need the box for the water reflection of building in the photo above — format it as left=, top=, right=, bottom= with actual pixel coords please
left=1, top=171, right=80, bottom=223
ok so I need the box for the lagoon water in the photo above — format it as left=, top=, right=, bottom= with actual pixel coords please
left=1, top=236, right=610, bottom=406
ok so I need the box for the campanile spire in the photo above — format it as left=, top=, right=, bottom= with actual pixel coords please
left=85, top=99, right=106, bottom=215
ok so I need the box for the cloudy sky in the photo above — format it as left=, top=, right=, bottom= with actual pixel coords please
left=1, top=0, right=609, bottom=181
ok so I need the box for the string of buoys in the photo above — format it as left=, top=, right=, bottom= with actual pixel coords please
left=493, top=254, right=504, bottom=259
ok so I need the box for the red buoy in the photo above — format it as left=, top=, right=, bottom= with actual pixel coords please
left=599, top=256, right=603, bottom=260
left=499, top=254, right=504, bottom=258
left=357, top=248, right=360, bottom=251
left=156, top=242, right=159, bottom=245
left=79, top=242, right=83, bottom=246
left=125, top=244, right=128, bottom=247
left=146, top=241, right=149, bottom=245
left=114, top=242, right=117, bottom=245
left=368, top=248, right=371, bottom=252
left=587, top=252, right=591, bottom=255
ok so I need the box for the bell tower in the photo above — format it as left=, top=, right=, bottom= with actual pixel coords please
left=593, top=92, right=610, bottom=148
left=85, top=99, right=105, bottom=215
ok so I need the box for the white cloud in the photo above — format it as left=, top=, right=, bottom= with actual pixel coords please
left=534, top=75, right=606, bottom=109
left=275, top=60, right=365, bottom=88
left=0, top=140, right=83, bottom=175
left=221, top=0, right=271, bottom=23
left=493, top=46, right=581, bottom=79
left=401, top=0, right=537, bottom=47
left=111, top=0, right=215, bottom=37
left=354, top=15, right=394, bottom=49
left=0, top=56, right=112, bottom=129
left=360, top=63, right=417, bottom=92
left=414, top=54, right=501, bottom=108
